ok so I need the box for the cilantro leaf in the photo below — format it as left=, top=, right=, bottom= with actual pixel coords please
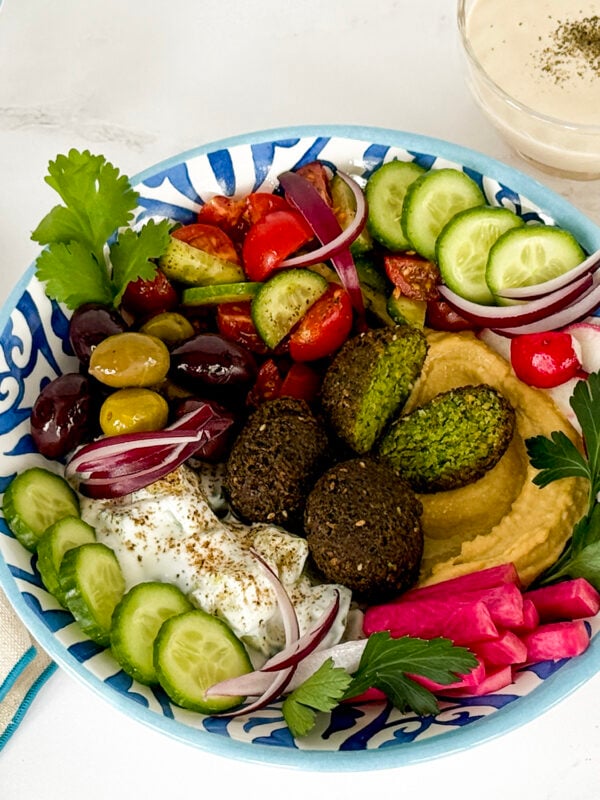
left=282, top=659, right=352, bottom=738
left=32, top=150, right=138, bottom=264
left=35, top=242, right=114, bottom=309
left=110, top=219, right=173, bottom=304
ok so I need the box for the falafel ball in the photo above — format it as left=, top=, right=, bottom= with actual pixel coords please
left=225, top=396, right=330, bottom=530
left=304, top=458, right=423, bottom=602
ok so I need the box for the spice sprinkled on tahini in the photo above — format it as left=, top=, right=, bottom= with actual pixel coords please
left=536, top=15, right=600, bottom=82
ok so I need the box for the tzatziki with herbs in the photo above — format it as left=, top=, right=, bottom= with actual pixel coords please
left=79, top=463, right=351, bottom=658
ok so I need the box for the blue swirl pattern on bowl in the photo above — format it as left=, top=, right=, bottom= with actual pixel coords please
left=1, top=126, right=599, bottom=770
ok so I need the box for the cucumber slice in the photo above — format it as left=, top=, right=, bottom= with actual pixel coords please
left=401, top=168, right=486, bottom=261
left=251, top=268, right=328, bottom=349
left=158, top=237, right=245, bottom=286
left=387, top=294, right=427, bottom=327
left=37, top=516, right=96, bottom=605
left=181, top=281, right=261, bottom=306
left=330, top=173, right=373, bottom=254
left=436, top=206, right=524, bottom=305
left=154, top=609, right=253, bottom=713
left=111, top=582, right=193, bottom=685
left=59, top=543, right=125, bottom=646
left=486, top=225, right=586, bottom=302
left=366, top=160, right=426, bottom=250
left=2, top=467, right=80, bottom=552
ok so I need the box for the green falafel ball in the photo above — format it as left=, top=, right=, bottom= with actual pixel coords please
left=377, top=384, right=516, bottom=492
left=320, top=325, right=429, bottom=454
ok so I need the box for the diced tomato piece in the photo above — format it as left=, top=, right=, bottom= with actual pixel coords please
left=241, top=209, right=314, bottom=282
left=295, top=161, right=333, bottom=205
left=521, top=620, right=591, bottom=662
left=384, top=253, right=440, bottom=301
left=172, top=222, right=240, bottom=265
left=196, top=195, right=245, bottom=238
left=120, top=267, right=178, bottom=318
left=242, top=193, right=294, bottom=227
left=279, top=362, right=322, bottom=404
left=288, top=284, right=353, bottom=362
left=510, top=331, right=581, bottom=388
left=524, top=578, right=600, bottom=622
left=216, top=302, right=269, bottom=355
left=246, top=358, right=284, bottom=408
left=425, top=298, right=475, bottom=331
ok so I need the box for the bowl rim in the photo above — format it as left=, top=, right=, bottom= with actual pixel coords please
left=456, top=0, right=600, bottom=135
left=2, top=123, right=600, bottom=771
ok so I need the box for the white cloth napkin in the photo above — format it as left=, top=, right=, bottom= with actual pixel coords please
left=0, top=587, right=54, bottom=750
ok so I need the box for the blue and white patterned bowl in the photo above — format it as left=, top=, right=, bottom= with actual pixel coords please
left=1, top=125, right=599, bottom=771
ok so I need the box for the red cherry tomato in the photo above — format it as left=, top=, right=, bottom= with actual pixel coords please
left=121, top=268, right=178, bottom=318
left=241, top=209, right=314, bottom=282
left=289, top=284, right=353, bottom=362
left=510, top=331, right=581, bottom=388
left=425, top=298, right=475, bottom=331
left=196, top=195, right=245, bottom=237
left=279, top=362, right=322, bottom=404
left=384, top=253, right=440, bottom=301
left=216, top=301, right=269, bottom=354
left=172, top=222, right=240, bottom=265
left=246, top=358, right=284, bottom=408
left=242, top=193, right=294, bottom=226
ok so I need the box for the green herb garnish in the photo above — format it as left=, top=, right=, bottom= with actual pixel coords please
left=526, top=370, right=600, bottom=588
left=282, top=632, right=478, bottom=737
left=32, top=149, right=172, bottom=309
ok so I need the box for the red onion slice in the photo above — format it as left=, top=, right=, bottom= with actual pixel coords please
left=438, top=273, right=593, bottom=328
left=495, top=248, right=600, bottom=301
left=278, top=170, right=365, bottom=317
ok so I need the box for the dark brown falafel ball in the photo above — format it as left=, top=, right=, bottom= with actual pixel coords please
left=225, top=397, right=330, bottom=530
left=304, top=458, right=423, bottom=602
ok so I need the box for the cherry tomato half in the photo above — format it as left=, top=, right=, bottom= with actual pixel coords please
left=384, top=253, right=440, bottom=301
left=121, top=268, right=178, bottom=318
left=242, top=209, right=314, bottom=282
left=172, top=222, right=240, bottom=264
left=246, top=358, right=284, bottom=408
left=196, top=195, right=245, bottom=238
left=279, top=362, right=322, bottom=404
left=216, top=301, right=269, bottom=354
left=425, top=298, right=474, bottom=332
left=242, top=193, right=293, bottom=227
left=289, top=284, right=353, bottom=362
left=510, top=331, right=581, bottom=388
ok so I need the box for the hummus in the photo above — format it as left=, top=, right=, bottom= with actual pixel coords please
left=408, top=330, right=589, bottom=588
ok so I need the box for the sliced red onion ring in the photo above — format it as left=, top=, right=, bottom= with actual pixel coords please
left=495, top=247, right=600, bottom=301
left=278, top=170, right=365, bottom=318
left=438, top=272, right=593, bottom=328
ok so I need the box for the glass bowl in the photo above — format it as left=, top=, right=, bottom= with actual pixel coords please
left=457, top=0, right=600, bottom=180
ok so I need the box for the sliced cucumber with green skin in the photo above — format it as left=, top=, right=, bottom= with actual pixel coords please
left=330, top=172, right=373, bottom=254
left=366, top=160, right=426, bottom=251
left=251, top=268, right=328, bottom=349
left=486, top=225, right=587, bottom=303
left=436, top=206, right=524, bottom=305
left=154, top=608, right=253, bottom=713
left=181, top=281, right=261, bottom=306
left=387, top=294, right=427, bottom=327
left=2, top=468, right=80, bottom=552
left=158, top=237, right=245, bottom=286
left=59, top=543, right=125, bottom=646
left=401, top=168, right=486, bottom=261
left=111, top=582, right=193, bottom=685
left=37, top=516, right=96, bottom=605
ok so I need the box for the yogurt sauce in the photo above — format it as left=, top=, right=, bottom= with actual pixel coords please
left=79, top=464, right=351, bottom=659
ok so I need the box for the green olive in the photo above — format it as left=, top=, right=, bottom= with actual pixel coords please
left=140, top=312, right=195, bottom=347
left=88, top=332, right=170, bottom=388
left=99, top=388, right=169, bottom=436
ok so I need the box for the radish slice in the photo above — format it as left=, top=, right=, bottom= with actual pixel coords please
left=278, top=170, right=365, bottom=318
left=563, top=321, right=600, bottom=372
left=495, top=247, right=600, bottom=301
left=438, top=273, right=594, bottom=328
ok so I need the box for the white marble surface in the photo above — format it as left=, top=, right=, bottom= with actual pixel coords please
left=1, top=1, right=599, bottom=798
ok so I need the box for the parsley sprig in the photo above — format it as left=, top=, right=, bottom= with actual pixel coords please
left=282, top=632, right=478, bottom=738
left=32, top=149, right=172, bottom=309
left=526, top=370, right=600, bottom=588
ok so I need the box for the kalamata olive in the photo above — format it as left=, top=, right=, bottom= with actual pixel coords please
left=99, top=388, right=169, bottom=435
left=30, top=373, right=94, bottom=459
left=140, top=311, right=195, bottom=347
left=169, top=334, right=257, bottom=400
left=120, top=268, right=178, bottom=318
left=88, top=332, right=170, bottom=388
left=68, top=303, right=129, bottom=366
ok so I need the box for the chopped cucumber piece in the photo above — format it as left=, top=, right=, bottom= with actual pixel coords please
left=2, top=467, right=80, bottom=552
left=154, top=609, right=253, bottom=714
left=37, top=516, right=96, bottom=605
left=486, top=225, right=586, bottom=303
left=158, top=237, right=245, bottom=286
left=181, top=281, right=261, bottom=306
left=387, top=294, right=427, bottom=327
left=59, top=543, right=125, bottom=646
left=401, top=168, right=486, bottom=261
left=366, top=160, right=426, bottom=250
left=330, top=172, right=373, bottom=254
left=436, top=206, right=524, bottom=305
left=251, top=268, right=328, bottom=349
left=111, top=582, right=193, bottom=685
